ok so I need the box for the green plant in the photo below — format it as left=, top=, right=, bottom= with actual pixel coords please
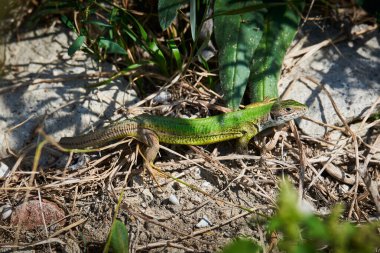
left=214, top=1, right=304, bottom=109
left=35, top=0, right=189, bottom=93
left=248, top=1, right=304, bottom=103
left=220, top=180, right=380, bottom=253
left=213, top=1, right=263, bottom=110
left=103, top=219, right=129, bottom=253
left=220, top=237, right=261, bottom=253
left=34, top=0, right=304, bottom=109
left=103, top=192, right=129, bottom=253
left=160, top=0, right=305, bottom=109
left=269, top=181, right=380, bottom=253
left=60, top=1, right=173, bottom=76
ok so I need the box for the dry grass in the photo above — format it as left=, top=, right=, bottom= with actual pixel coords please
left=1, top=68, right=379, bottom=252
left=1, top=4, right=379, bottom=252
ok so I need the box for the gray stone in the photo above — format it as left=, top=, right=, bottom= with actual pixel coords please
left=280, top=25, right=380, bottom=138
left=0, top=27, right=138, bottom=159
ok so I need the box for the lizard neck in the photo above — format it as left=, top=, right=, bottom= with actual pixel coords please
left=258, top=108, right=305, bottom=131
left=259, top=116, right=287, bottom=131
left=258, top=113, right=275, bottom=132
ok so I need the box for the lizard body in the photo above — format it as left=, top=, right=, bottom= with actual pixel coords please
left=59, top=99, right=307, bottom=167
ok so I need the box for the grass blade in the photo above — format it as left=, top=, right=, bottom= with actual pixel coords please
left=99, top=38, right=127, bottom=55
left=106, top=220, right=129, bottom=253
left=249, top=1, right=304, bottom=102
left=168, top=39, right=182, bottom=70
left=158, top=0, right=187, bottom=30
left=68, top=35, right=85, bottom=56
left=190, top=0, right=196, bottom=41
left=214, top=0, right=263, bottom=110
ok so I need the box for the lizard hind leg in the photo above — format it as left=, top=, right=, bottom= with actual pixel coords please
left=135, top=128, right=165, bottom=187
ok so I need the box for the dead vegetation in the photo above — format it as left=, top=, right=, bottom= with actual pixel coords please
left=1, top=68, right=379, bottom=252
left=0, top=1, right=379, bottom=252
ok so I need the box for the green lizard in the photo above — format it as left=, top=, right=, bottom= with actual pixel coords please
left=59, top=99, right=307, bottom=168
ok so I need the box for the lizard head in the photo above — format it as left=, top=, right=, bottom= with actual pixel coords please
left=270, top=99, right=308, bottom=120
left=260, top=100, right=308, bottom=130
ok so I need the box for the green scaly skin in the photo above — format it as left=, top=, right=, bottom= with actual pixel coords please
left=59, top=99, right=307, bottom=166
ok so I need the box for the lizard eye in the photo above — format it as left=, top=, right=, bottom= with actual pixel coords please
left=285, top=107, right=292, bottom=112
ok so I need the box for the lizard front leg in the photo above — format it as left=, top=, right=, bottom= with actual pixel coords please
left=236, top=124, right=258, bottom=154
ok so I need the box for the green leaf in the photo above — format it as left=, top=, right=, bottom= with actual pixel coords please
left=148, top=39, right=168, bottom=76
left=249, top=1, right=304, bottom=102
left=88, top=63, right=144, bottom=88
left=110, top=7, right=120, bottom=23
left=221, top=237, right=261, bottom=253
left=103, top=192, right=126, bottom=253
left=83, top=20, right=113, bottom=28
left=190, top=0, right=196, bottom=41
left=68, top=35, right=85, bottom=56
left=120, top=11, right=168, bottom=74
left=98, top=38, right=127, bottom=55
left=61, top=15, right=76, bottom=32
left=158, top=0, right=187, bottom=30
left=121, top=11, right=148, bottom=41
left=123, top=28, right=138, bottom=43
left=214, top=1, right=263, bottom=110
left=107, top=220, right=129, bottom=253
left=168, top=39, right=182, bottom=70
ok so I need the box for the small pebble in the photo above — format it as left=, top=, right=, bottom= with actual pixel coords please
left=201, top=181, right=211, bottom=188
left=338, top=184, right=350, bottom=194
left=0, top=162, right=10, bottom=178
left=68, top=154, right=90, bottom=170
left=199, top=43, right=216, bottom=61
left=141, top=189, right=154, bottom=203
left=0, top=204, right=12, bottom=220
left=10, top=200, right=65, bottom=230
left=168, top=194, right=180, bottom=205
left=298, top=199, right=316, bottom=215
left=195, top=215, right=212, bottom=228
left=192, top=195, right=202, bottom=204
left=172, top=182, right=181, bottom=191
left=153, top=91, right=172, bottom=103
left=318, top=206, right=331, bottom=216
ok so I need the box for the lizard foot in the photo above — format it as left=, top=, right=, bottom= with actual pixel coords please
left=144, top=162, right=165, bottom=192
